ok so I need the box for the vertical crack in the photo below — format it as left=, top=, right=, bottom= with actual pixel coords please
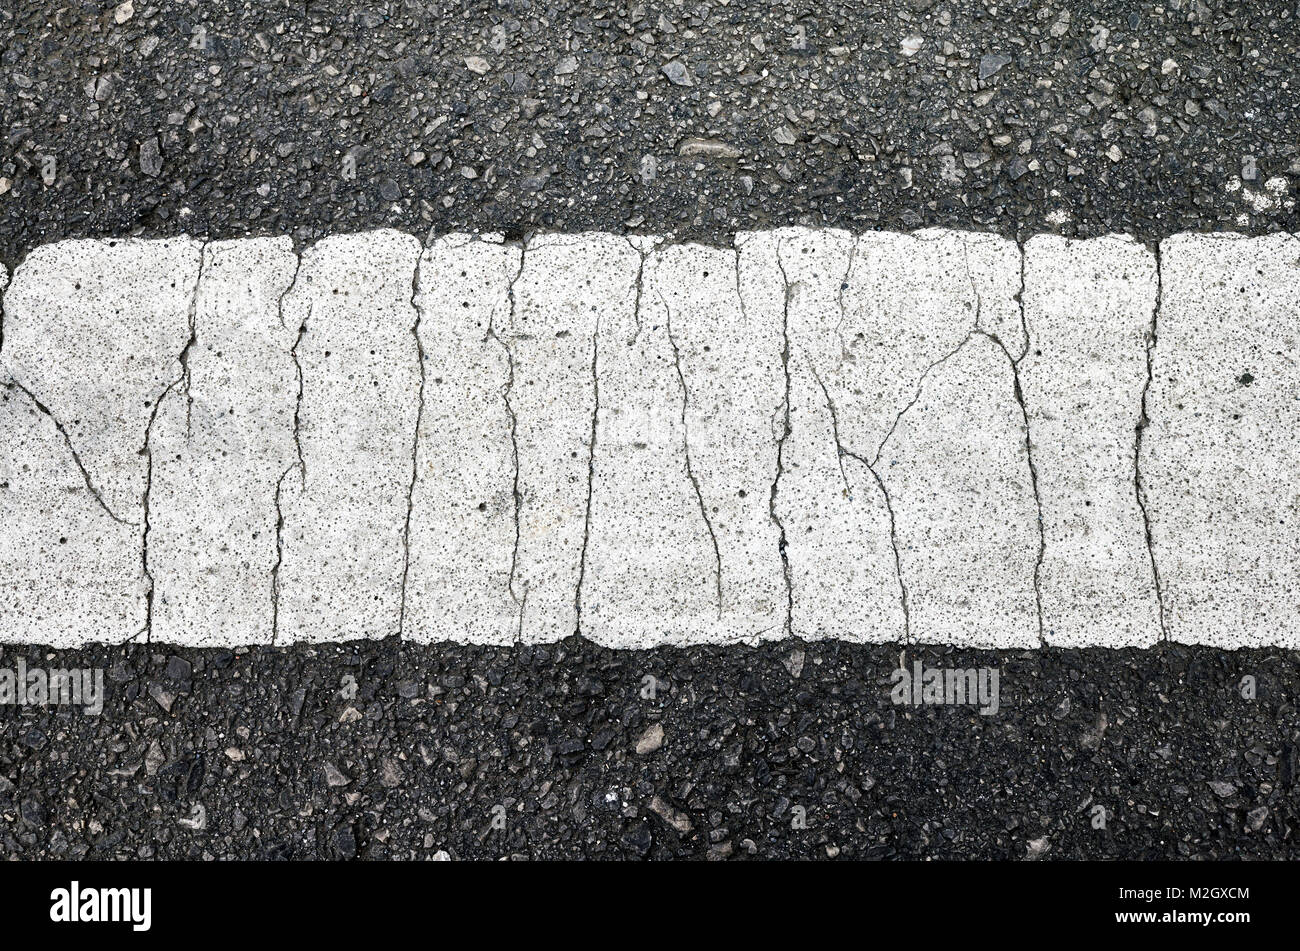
left=770, top=241, right=795, bottom=638
left=276, top=251, right=304, bottom=332
left=574, top=318, right=601, bottom=638
left=732, top=247, right=744, bottom=320
left=966, top=241, right=1046, bottom=647
left=996, top=332, right=1047, bottom=648
left=270, top=251, right=304, bottom=645
left=270, top=464, right=294, bottom=645
left=397, top=253, right=427, bottom=639
left=0, top=266, right=8, bottom=357
left=1011, top=244, right=1046, bottom=646
left=289, top=304, right=310, bottom=488
left=1135, top=244, right=1169, bottom=642
left=625, top=237, right=653, bottom=346
left=1014, top=239, right=1031, bottom=361
left=277, top=251, right=309, bottom=487
left=138, top=242, right=207, bottom=641
left=177, top=246, right=208, bottom=439
left=491, top=245, right=527, bottom=637
left=661, top=291, right=723, bottom=619
left=810, top=363, right=911, bottom=642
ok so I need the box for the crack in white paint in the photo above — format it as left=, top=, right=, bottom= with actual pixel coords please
left=770, top=239, right=796, bottom=639
left=661, top=290, right=724, bottom=619
left=809, top=362, right=911, bottom=642
left=138, top=243, right=208, bottom=641
left=1135, top=247, right=1169, bottom=641
left=498, top=246, right=527, bottom=632
left=270, top=252, right=305, bottom=646
left=574, top=316, right=601, bottom=638
left=397, top=253, right=427, bottom=636
left=1, top=379, right=136, bottom=527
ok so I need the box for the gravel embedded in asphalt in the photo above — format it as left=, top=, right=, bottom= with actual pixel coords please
left=1, top=639, right=1296, bottom=859
left=2, top=0, right=1299, bottom=269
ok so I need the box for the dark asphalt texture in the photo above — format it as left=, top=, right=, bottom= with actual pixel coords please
left=2, top=0, right=1299, bottom=270
left=2, top=640, right=1297, bottom=859
left=3, top=1, right=1300, bottom=860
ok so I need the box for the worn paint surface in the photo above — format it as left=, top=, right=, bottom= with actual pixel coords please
left=1, top=230, right=1295, bottom=649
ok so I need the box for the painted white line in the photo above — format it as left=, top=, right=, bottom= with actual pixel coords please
left=4, top=238, right=202, bottom=523
left=403, top=235, right=521, bottom=645
left=149, top=237, right=301, bottom=646
left=2, top=239, right=201, bottom=644
left=775, top=228, right=1038, bottom=648
left=1146, top=233, right=1300, bottom=648
left=1022, top=234, right=1162, bottom=648
left=584, top=239, right=786, bottom=648
left=276, top=230, right=423, bottom=643
left=0, top=228, right=1296, bottom=649
left=510, top=234, right=630, bottom=642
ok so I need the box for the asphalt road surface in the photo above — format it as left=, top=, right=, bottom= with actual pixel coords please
left=2, top=0, right=1298, bottom=268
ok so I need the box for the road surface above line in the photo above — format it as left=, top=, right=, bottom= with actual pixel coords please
left=2, top=227, right=1298, bottom=650
left=1, top=1, right=1299, bottom=266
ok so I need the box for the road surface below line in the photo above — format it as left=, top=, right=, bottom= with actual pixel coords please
left=2, top=227, right=1298, bottom=650
left=0, top=636, right=1295, bottom=860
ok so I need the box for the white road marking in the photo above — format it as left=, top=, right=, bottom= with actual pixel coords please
left=774, top=228, right=1037, bottom=647
left=1146, top=233, right=1300, bottom=648
left=509, top=234, right=631, bottom=642
left=275, top=230, right=422, bottom=643
left=149, top=237, right=301, bottom=646
left=3, top=238, right=202, bottom=523
left=403, top=234, right=521, bottom=645
left=0, top=228, right=1296, bottom=649
left=1021, top=234, right=1162, bottom=647
left=583, top=240, right=786, bottom=647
